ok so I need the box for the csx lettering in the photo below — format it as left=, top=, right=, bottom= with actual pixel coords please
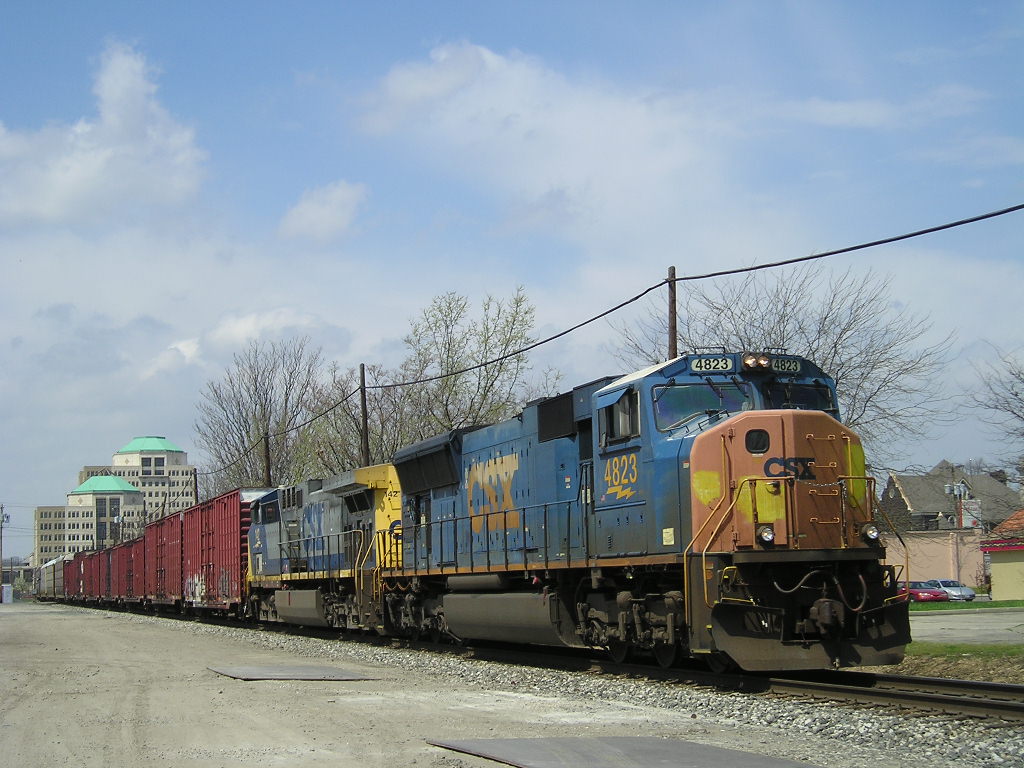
left=466, top=454, right=520, bottom=533
left=763, top=457, right=816, bottom=480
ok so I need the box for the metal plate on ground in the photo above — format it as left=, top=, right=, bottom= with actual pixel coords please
left=208, top=665, right=376, bottom=681
left=428, top=737, right=817, bottom=768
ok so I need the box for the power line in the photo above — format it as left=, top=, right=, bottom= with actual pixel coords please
left=202, top=201, right=1024, bottom=476
left=669, top=202, right=1024, bottom=284
left=363, top=201, right=1024, bottom=392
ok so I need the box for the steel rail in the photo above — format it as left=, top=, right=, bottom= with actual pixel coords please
left=765, top=671, right=1024, bottom=722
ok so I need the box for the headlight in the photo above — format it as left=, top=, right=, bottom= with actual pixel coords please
left=757, top=525, right=775, bottom=544
left=742, top=353, right=772, bottom=369
left=860, top=523, right=880, bottom=541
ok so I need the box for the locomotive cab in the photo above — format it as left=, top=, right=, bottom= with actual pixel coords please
left=589, top=350, right=908, bottom=669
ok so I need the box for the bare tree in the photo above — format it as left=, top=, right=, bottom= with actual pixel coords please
left=303, top=288, right=560, bottom=476
left=194, top=337, right=324, bottom=495
left=400, top=288, right=558, bottom=437
left=613, top=265, right=951, bottom=457
left=303, top=363, right=420, bottom=474
left=972, top=349, right=1024, bottom=447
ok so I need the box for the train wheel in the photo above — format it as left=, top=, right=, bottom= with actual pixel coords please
left=653, top=642, right=678, bottom=669
left=606, top=640, right=630, bottom=664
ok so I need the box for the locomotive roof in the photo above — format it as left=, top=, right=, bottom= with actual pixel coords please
left=594, top=351, right=830, bottom=398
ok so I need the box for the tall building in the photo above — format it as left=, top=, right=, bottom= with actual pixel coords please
left=32, top=506, right=66, bottom=564
left=33, top=436, right=197, bottom=565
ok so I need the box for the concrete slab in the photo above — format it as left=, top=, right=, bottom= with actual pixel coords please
left=909, top=608, right=1024, bottom=645
left=429, top=737, right=818, bottom=768
left=208, top=665, right=376, bottom=680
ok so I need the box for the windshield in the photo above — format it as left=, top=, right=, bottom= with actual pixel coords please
left=653, top=382, right=751, bottom=431
left=762, top=382, right=837, bottom=413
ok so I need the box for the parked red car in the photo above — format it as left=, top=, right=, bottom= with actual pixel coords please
left=901, top=581, right=950, bottom=602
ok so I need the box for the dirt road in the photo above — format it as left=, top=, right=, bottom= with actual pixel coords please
left=3, top=601, right=1018, bottom=768
left=0, top=602, right=741, bottom=768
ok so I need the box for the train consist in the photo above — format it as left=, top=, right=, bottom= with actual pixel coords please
left=39, top=351, right=910, bottom=671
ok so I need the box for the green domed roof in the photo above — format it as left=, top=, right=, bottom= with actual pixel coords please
left=116, top=436, right=184, bottom=454
left=70, top=476, right=144, bottom=495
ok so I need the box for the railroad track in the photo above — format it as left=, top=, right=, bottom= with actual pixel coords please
left=252, top=625, right=1024, bottom=722
left=766, top=670, right=1024, bottom=722
left=450, top=642, right=1024, bottom=722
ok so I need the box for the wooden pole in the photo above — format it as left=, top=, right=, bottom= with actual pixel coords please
left=360, top=363, right=371, bottom=466
left=668, top=265, right=678, bottom=360
left=263, top=431, right=272, bottom=487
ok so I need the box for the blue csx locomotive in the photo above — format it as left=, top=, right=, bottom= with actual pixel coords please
left=246, top=350, right=910, bottom=671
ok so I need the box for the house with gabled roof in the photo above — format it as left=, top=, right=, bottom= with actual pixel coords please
left=981, top=508, right=1024, bottom=601
left=878, top=460, right=1020, bottom=533
left=878, top=461, right=1022, bottom=589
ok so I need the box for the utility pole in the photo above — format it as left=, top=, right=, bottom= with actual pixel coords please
left=263, top=431, right=273, bottom=488
left=667, top=265, right=678, bottom=360
left=0, top=504, right=7, bottom=596
left=359, top=363, right=370, bottom=466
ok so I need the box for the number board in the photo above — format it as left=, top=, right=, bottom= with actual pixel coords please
left=771, top=358, right=802, bottom=374
left=689, top=356, right=733, bottom=373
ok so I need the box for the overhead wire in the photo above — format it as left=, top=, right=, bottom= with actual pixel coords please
left=17, top=203, right=1024, bottom=547
left=200, top=202, right=1024, bottom=477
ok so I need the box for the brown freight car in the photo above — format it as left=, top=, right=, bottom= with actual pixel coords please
left=182, top=488, right=268, bottom=617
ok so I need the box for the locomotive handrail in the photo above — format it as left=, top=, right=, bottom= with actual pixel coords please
left=279, top=529, right=366, bottom=594
left=404, top=499, right=582, bottom=577
left=700, top=478, right=762, bottom=609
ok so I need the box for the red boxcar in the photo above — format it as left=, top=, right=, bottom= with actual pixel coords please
left=110, top=540, right=133, bottom=602
left=145, top=512, right=183, bottom=608
left=82, top=550, right=105, bottom=601
left=65, top=552, right=88, bottom=600
left=127, top=536, right=145, bottom=602
left=182, top=488, right=262, bottom=614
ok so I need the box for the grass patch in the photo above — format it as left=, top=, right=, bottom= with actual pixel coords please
left=905, top=641, right=1024, bottom=658
left=908, top=599, right=1024, bottom=611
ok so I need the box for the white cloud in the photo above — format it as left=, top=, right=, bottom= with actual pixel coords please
left=0, top=41, right=203, bottom=226
left=141, top=338, right=201, bottom=380
left=925, top=134, right=1024, bottom=168
left=363, top=42, right=733, bottom=262
left=278, top=180, right=367, bottom=243
left=208, top=308, right=321, bottom=348
left=780, top=85, right=987, bottom=130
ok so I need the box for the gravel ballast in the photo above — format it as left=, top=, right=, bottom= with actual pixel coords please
left=4, top=602, right=1021, bottom=768
left=170, top=613, right=1024, bottom=768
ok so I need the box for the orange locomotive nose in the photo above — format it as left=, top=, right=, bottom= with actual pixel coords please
left=689, top=409, right=874, bottom=554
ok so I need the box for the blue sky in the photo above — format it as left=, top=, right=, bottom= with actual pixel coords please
left=2, top=2, right=1023, bottom=555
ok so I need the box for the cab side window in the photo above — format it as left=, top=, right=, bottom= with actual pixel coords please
left=600, top=389, right=640, bottom=444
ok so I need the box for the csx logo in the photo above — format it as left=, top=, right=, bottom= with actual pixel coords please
left=763, top=457, right=816, bottom=480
